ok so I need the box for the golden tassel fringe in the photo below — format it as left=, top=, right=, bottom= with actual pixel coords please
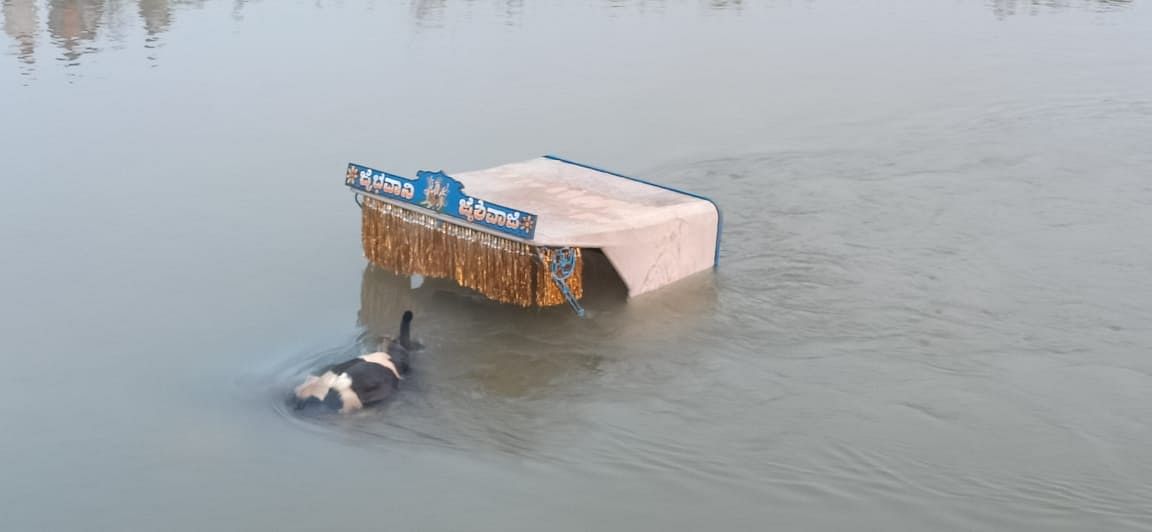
left=360, top=197, right=582, bottom=308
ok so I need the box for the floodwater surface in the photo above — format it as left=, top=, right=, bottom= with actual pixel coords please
left=2, top=1, right=1151, bottom=530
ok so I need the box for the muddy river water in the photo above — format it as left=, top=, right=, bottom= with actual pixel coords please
left=2, top=0, right=1151, bottom=530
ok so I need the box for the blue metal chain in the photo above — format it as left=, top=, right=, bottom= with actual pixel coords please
left=546, top=247, right=585, bottom=317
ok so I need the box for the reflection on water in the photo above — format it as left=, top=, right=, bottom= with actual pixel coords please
left=274, top=255, right=720, bottom=459
left=2, top=0, right=250, bottom=73
left=47, top=0, right=102, bottom=65
left=2, top=0, right=753, bottom=75
left=5, top=0, right=1135, bottom=80
left=3, top=0, right=1151, bottom=527
left=410, top=0, right=523, bottom=29
left=355, top=250, right=715, bottom=398
left=2, top=0, right=35, bottom=71
left=989, top=0, right=1132, bottom=18
left=408, top=0, right=746, bottom=28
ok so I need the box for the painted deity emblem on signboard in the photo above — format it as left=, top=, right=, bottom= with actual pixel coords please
left=421, top=178, right=449, bottom=212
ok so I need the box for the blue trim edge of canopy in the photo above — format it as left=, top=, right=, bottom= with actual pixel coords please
left=542, top=154, right=723, bottom=268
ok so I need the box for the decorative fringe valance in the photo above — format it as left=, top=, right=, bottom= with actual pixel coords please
left=360, top=197, right=582, bottom=309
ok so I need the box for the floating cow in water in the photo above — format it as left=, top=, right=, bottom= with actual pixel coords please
left=293, top=311, right=416, bottom=414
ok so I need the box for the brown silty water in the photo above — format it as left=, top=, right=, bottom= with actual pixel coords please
left=1, top=0, right=1151, bottom=530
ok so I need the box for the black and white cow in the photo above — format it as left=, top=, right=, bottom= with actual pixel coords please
left=294, top=311, right=415, bottom=413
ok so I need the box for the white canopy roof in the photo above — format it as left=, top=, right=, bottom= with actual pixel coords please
left=452, top=156, right=720, bottom=298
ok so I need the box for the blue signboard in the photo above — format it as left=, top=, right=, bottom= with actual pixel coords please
left=345, top=162, right=538, bottom=240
